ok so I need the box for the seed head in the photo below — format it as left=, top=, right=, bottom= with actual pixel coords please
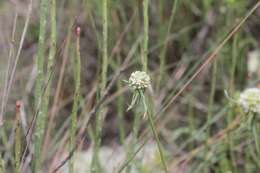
left=76, top=26, right=81, bottom=37
left=128, top=71, right=151, bottom=90
left=238, top=88, right=260, bottom=114
left=16, top=100, right=22, bottom=112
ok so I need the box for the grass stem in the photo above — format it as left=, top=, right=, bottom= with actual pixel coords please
left=142, top=0, right=149, bottom=72
left=69, top=27, right=81, bottom=173
left=15, top=102, right=21, bottom=173
left=34, top=0, right=48, bottom=171
left=147, top=112, right=168, bottom=173
left=91, top=0, right=108, bottom=172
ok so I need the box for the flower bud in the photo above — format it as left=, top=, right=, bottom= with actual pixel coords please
left=238, top=88, right=260, bottom=114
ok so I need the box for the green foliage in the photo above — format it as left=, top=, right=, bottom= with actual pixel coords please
left=1, top=0, right=260, bottom=173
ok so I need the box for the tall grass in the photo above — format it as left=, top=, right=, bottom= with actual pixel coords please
left=34, top=0, right=56, bottom=171
left=1, top=1, right=260, bottom=173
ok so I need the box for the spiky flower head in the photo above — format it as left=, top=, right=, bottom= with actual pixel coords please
left=238, top=88, right=260, bottom=114
left=128, top=71, right=151, bottom=90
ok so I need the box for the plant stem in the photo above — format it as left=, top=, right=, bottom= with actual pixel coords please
left=15, top=106, right=21, bottom=173
left=69, top=27, right=81, bottom=173
left=157, top=0, right=178, bottom=90
left=101, top=0, right=108, bottom=93
left=0, top=155, right=4, bottom=173
left=207, top=59, right=217, bottom=136
left=42, top=0, right=58, bottom=156
left=91, top=0, right=108, bottom=172
left=117, top=57, right=125, bottom=144
left=42, top=0, right=57, bottom=159
left=147, top=112, right=168, bottom=173
left=34, top=0, right=48, bottom=171
left=142, top=0, right=149, bottom=72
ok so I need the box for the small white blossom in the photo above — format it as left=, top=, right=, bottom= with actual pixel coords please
left=238, top=88, right=260, bottom=114
left=128, top=71, right=151, bottom=90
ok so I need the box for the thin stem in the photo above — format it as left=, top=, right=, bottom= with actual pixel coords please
left=117, top=57, right=125, bottom=144
left=251, top=115, right=260, bottom=155
left=157, top=0, right=178, bottom=90
left=147, top=106, right=168, bottom=173
left=34, top=0, right=48, bottom=171
left=142, top=0, right=149, bottom=72
left=0, top=0, right=32, bottom=125
left=15, top=104, right=21, bottom=173
left=253, top=123, right=260, bottom=154
left=228, top=33, right=239, bottom=173
left=44, top=21, right=72, bottom=152
left=140, top=92, right=167, bottom=172
left=101, top=0, right=108, bottom=93
left=207, top=60, right=217, bottom=136
left=69, top=27, right=81, bottom=173
left=0, top=155, right=5, bottom=173
left=91, top=0, right=108, bottom=172
left=117, top=138, right=149, bottom=173
left=230, top=35, right=238, bottom=89
left=0, top=12, right=17, bottom=125
left=0, top=155, right=4, bottom=173
left=42, top=0, right=57, bottom=160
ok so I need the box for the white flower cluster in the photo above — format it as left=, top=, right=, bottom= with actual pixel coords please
left=129, top=71, right=151, bottom=90
left=238, top=88, right=260, bottom=114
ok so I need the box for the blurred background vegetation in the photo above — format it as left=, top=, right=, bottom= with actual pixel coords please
left=0, top=0, right=260, bottom=172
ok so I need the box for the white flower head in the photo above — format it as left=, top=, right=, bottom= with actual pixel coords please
left=128, top=71, right=151, bottom=90
left=238, top=88, right=260, bottom=114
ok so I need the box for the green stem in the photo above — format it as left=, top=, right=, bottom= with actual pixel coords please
left=147, top=112, right=168, bottom=173
left=228, top=33, right=238, bottom=173
left=0, top=154, right=4, bottom=173
left=117, top=139, right=148, bottom=173
left=230, top=35, right=238, bottom=89
left=157, top=0, right=178, bottom=90
left=69, top=28, right=81, bottom=173
left=101, top=0, right=108, bottom=93
left=34, top=0, right=48, bottom=171
left=139, top=91, right=168, bottom=173
left=91, top=0, right=108, bottom=172
left=141, top=92, right=167, bottom=172
left=117, top=58, right=125, bottom=144
left=15, top=117, right=21, bottom=173
left=207, top=60, right=217, bottom=136
left=252, top=116, right=260, bottom=155
left=142, top=0, right=149, bottom=72
left=42, top=0, right=56, bottom=159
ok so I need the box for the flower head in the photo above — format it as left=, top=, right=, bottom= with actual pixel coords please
left=128, top=71, right=151, bottom=90
left=238, top=88, right=260, bottom=114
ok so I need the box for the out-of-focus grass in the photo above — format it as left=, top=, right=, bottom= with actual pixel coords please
left=0, top=0, right=260, bottom=173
